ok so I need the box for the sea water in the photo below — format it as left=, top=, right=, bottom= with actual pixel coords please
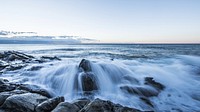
left=0, top=44, right=200, bottom=111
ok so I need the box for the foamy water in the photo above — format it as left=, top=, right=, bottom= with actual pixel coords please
left=0, top=44, right=200, bottom=111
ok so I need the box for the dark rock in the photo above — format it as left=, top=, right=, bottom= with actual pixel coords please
left=5, top=64, right=26, bottom=71
left=123, top=75, right=139, bottom=84
left=140, top=97, right=154, bottom=107
left=18, top=84, right=52, bottom=98
left=1, top=93, right=48, bottom=112
left=27, top=66, right=43, bottom=71
left=72, top=98, right=90, bottom=109
left=0, top=84, right=16, bottom=92
left=35, top=96, right=64, bottom=112
left=79, top=59, right=92, bottom=72
left=80, top=72, right=98, bottom=94
left=0, top=108, right=22, bottom=112
left=81, top=98, right=141, bottom=112
left=144, top=77, right=165, bottom=90
left=0, top=90, right=27, bottom=106
left=41, top=56, right=61, bottom=61
left=52, top=102, right=80, bottom=112
left=191, top=93, right=200, bottom=101
left=0, top=64, right=8, bottom=71
left=4, top=51, right=33, bottom=62
left=0, top=79, right=9, bottom=85
left=0, top=52, right=4, bottom=59
left=120, top=86, right=159, bottom=97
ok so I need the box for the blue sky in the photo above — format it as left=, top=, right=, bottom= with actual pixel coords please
left=0, top=0, right=200, bottom=43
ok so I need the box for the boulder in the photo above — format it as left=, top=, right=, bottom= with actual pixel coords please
left=35, top=96, right=64, bottom=112
left=140, top=97, right=154, bottom=107
left=120, top=86, right=159, bottom=97
left=79, top=59, right=92, bottom=72
left=0, top=90, right=27, bottom=106
left=41, top=56, right=61, bottom=61
left=72, top=98, right=90, bottom=109
left=3, top=51, right=33, bottom=62
left=4, top=64, right=26, bottom=71
left=1, top=93, right=48, bottom=112
left=123, top=75, right=139, bottom=84
left=52, top=102, right=80, bottom=112
left=80, top=72, right=98, bottom=94
left=18, top=84, right=52, bottom=98
left=81, top=98, right=141, bottom=112
left=144, top=77, right=165, bottom=90
left=27, top=66, right=43, bottom=71
left=0, top=64, right=8, bottom=71
left=0, top=84, right=16, bottom=92
left=0, top=79, right=9, bottom=85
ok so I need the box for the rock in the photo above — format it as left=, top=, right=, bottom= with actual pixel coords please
left=81, top=98, right=141, bottom=112
left=191, top=93, right=200, bottom=101
left=41, top=56, right=61, bottom=61
left=0, top=52, right=4, bottom=59
left=79, top=59, right=92, bottom=72
left=0, top=90, right=27, bottom=106
left=140, top=97, right=154, bottom=107
left=123, top=75, right=139, bottom=84
left=72, top=98, right=90, bottom=109
left=52, top=102, right=80, bottom=112
left=7, top=54, right=22, bottom=61
left=80, top=72, right=98, bottom=94
left=120, top=86, right=159, bottom=97
left=0, top=79, right=9, bottom=85
left=5, top=64, right=26, bottom=71
left=0, top=84, right=16, bottom=92
left=1, top=93, right=48, bottom=112
left=0, top=64, right=8, bottom=71
left=18, top=84, right=52, bottom=98
left=35, top=96, right=64, bottom=112
left=4, top=51, right=33, bottom=62
left=144, top=77, right=165, bottom=90
left=27, top=66, right=43, bottom=71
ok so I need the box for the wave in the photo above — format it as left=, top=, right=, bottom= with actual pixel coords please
left=5, top=55, right=198, bottom=111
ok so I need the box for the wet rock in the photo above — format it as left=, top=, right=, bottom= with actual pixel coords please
left=0, top=64, right=8, bottom=71
left=80, top=72, right=98, bottom=94
left=3, top=51, right=33, bottom=62
left=52, top=102, right=80, bottom=112
left=123, top=75, right=139, bottom=84
left=35, top=96, right=64, bottom=112
left=144, top=77, right=165, bottom=90
left=79, top=59, right=92, bottom=72
left=0, top=90, right=27, bottom=106
left=120, top=86, right=159, bottom=97
left=72, top=98, right=90, bottom=109
left=41, top=56, right=61, bottom=61
left=1, top=93, right=48, bottom=112
left=191, top=93, right=200, bottom=101
left=5, top=64, right=26, bottom=71
left=18, top=84, right=52, bottom=98
left=81, top=98, right=141, bottom=112
left=0, top=84, right=16, bottom=92
left=140, top=97, right=154, bottom=107
left=0, top=79, right=9, bottom=85
left=27, top=66, right=43, bottom=71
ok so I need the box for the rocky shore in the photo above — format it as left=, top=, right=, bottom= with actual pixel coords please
left=0, top=51, right=167, bottom=112
left=0, top=78, right=142, bottom=112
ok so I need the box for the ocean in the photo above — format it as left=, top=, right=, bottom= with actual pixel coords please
left=0, top=44, right=200, bottom=111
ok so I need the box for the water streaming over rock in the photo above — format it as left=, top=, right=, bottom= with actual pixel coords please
left=0, top=44, right=200, bottom=111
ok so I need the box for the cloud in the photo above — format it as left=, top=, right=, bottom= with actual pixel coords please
left=0, top=30, right=37, bottom=36
left=0, top=30, right=99, bottom=44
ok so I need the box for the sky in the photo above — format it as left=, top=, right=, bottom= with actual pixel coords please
left=0, top=0, right=200, bottom=43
